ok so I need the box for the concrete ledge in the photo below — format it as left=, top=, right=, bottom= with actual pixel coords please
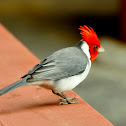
left=0, top=24, right=113, bottom=126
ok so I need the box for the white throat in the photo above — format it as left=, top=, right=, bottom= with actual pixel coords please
left=80, top=41, right=90, bottom=60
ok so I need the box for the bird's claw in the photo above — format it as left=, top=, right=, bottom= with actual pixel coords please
left=59, top=97, right=79, bottom=101
left=59, top=97, right=79, bottom=105
left=59, top=100, right=78, bottom=105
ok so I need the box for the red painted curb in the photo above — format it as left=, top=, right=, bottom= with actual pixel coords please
left=0, top=24, right=113, bottom=126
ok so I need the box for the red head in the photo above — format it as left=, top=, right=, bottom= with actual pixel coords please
left=79, top=25, right=104, bottom=62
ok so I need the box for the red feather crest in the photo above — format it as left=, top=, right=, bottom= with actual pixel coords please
left=79, top=25, right=100, bottom=47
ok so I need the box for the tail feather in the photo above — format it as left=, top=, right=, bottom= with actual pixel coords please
left=0, top=76, right=30, bottom=95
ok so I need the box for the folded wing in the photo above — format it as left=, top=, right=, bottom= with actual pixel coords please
left=24, top=47, right=88, bottom=81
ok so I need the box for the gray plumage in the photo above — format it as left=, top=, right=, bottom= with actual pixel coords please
left=26, top=46, right=88, bottom=81
left=0, top=75, right=30, bottom=95
left=0, top=41, right=88, bottom=95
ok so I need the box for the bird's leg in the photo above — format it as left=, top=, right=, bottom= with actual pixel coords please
left=52, top=89, right=66, bottom=99
left=52, top=90, right=78, bottom=105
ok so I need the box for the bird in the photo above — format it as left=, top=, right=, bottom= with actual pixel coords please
left=0, top=25, right=104, bottom=105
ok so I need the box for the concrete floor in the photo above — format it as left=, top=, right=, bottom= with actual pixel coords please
left=1, top=19, right=126, bottom=126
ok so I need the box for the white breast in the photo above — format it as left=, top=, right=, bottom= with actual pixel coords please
left=54, top=61, right=91, bottom=92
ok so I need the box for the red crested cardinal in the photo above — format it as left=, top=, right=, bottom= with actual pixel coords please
left=0, top=25, right=104, bottom=105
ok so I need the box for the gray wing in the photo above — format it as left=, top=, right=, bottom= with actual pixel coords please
left=25, top=47, right=89, bottom=81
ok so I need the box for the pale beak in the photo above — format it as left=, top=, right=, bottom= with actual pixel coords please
left=98, top=46, right=105, bottom=52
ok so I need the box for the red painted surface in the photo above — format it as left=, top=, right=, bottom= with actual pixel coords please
left=0, top=24, right=113, bottom=126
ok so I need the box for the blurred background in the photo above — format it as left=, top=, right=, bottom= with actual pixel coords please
left=0, top=0, right=126, bottom=125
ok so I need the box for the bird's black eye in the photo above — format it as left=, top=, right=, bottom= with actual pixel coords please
left=94, top=46, right=98, bottom=50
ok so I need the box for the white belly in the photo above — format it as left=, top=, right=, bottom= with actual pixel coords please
left=54, top=62, right=91, bottom=92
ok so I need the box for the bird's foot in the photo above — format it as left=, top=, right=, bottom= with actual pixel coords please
left=59, top=97, right=79, bottom=105
left=52, top=90, right=79, bottom=105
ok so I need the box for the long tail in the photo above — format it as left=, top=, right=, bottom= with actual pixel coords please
left=0, top=75, right=30, bottom=95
